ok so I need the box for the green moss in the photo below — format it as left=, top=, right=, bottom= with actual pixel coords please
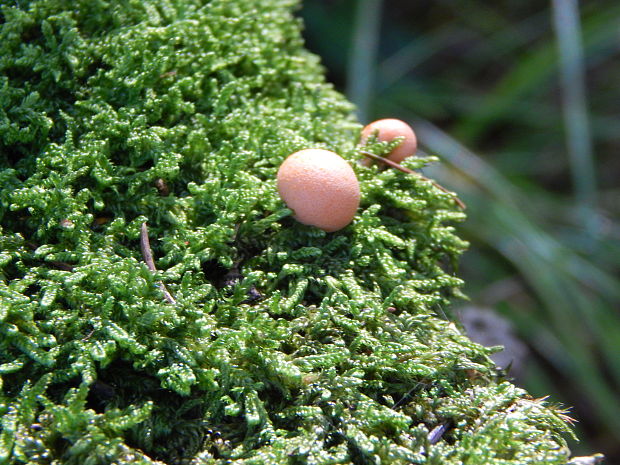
left=1, top=1, right=575, bottom=463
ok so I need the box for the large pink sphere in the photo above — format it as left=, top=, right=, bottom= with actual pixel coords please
left=277, top=149, right=360, bottom=232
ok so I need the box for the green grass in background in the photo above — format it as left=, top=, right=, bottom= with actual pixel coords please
left=301, top=0, right=620, bottom=460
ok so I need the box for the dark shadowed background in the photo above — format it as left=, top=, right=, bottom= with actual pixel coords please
left=300, top=0, right=620, bottom=460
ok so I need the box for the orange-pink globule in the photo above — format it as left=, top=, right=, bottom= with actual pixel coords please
left=277, top=149, right=360, bottom=232
left=361, top=118, right=417, bottom=164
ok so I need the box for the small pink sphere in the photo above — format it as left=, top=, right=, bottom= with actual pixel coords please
left=361, top=118, right=417, bottom=164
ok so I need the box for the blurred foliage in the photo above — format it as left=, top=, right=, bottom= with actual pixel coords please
left=301, top=0, right=620, bottom=461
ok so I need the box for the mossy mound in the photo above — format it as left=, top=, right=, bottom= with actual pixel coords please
left=1, top=1, right=575, bottom=464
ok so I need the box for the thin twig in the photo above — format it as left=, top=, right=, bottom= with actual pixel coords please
left=391, top=381, right=426, bottom=411
left=81, top=329, right=95, bottom=341
left=140, top=222, right=176, bottom=305
left=428, top=421, right=451, bottom=445
left=360, top=151, right=466, bottom=209
left=49, top=261, right=74, bottom=271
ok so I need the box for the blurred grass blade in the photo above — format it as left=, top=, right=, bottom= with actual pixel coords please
left=452, top=3, right=620, bottom=144
left=416, top=119, right=620, bottom=300
left=347, top=0, right=383, bottom=122
left=551, top=0, right=598, bottom=239
left=378, top=29, right=466, bottom=90
left=416, top=119, right=620, bottom=431
left=378, top=11, right=548, bottom=92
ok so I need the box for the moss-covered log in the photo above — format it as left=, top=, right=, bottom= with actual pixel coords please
left=1, top=1, right=580, bottom=463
